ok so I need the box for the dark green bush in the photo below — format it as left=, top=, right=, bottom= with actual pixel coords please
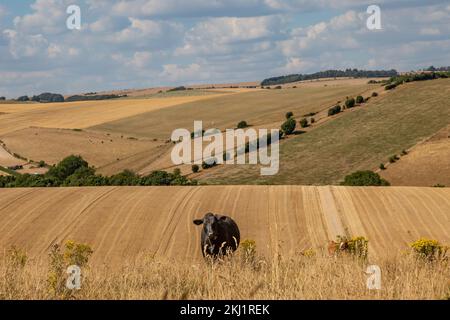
left=356, top=96, right=364, bottom=104
left=192, top=164, right=200, bottom=173
left=299, top=118, right=308, bottom=128
left=281, top=118, right=296, bottom=135
left=237, top=121, right=248, bottom=129
left=0, top=155, right=197, bottom=188
left=341, top=171, right=390, bottom=186
left=385, top=83, right=397, bottom=90
left=345, top=98, right=356, bottom=108
left=328, top=105, right=341, bottom=116
left=285, top=112, right=294, bottom=119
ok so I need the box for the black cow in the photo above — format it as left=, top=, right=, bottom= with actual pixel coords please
left=193, top=213, right=240, bottom=258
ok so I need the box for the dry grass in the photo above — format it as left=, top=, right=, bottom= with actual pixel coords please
left=0, top=247, right=448, bottom=300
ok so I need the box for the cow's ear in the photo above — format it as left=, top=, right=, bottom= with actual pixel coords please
left=193, top=219, right=204, bottom=225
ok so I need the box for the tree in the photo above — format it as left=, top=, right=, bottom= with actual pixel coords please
left=17, top=96, right=30, bottom=102
left=237, top=121, right=248, bottom=129
left=285, top=112, right=294, bottom=119
left=47, top=155, right=89, bottom=182
left=372, top=92, right=378, bottom=97
left=192, top=164, right=200, bottom=173
left=356, top=96, right=364, bottom=104
left=345, top=98, right=356, bottom=108
left=299, top=118, right=308, bottom=128
left=328, top=105, right=341, bottom=116
left=341, top=171, right=390, bottom=186
left=281, top=118, right=296, bottom=135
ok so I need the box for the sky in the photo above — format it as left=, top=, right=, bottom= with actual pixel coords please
left=0, top=0, right=449, bottom=97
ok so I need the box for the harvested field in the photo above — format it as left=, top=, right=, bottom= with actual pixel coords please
left=380, top=136, right=450, bottom=187
left=92, top=82, right=375, bottom=139
left=0, top=145, right=26, bottom=168
left=0, top=186, right=447, bottom=267
left=0, top=127, right=166, bottom=174
left=0, top=94, right=232, bottom=136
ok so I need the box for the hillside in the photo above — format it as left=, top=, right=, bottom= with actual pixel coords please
left=0, top=186, right=448, bottom=266
left=92, top=80, right=374, bottom=139
left=198, top=79, right=450, bottom=185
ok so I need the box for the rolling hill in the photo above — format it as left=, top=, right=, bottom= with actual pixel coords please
left=198, top=79, right=450, bottom=185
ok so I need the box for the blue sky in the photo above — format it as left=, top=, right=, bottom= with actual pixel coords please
left=0, top=0, right=449, bottom=97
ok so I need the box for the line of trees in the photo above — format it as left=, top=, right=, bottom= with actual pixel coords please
left=261, top=69, right=398, bottom=86
left=384, top=71, right=450, bottom=91
left=13, top=93, right=125, bottom=103
left=0, top=155, right=197, bottom=188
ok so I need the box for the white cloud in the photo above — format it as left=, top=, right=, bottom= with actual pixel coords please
left=420, top=27, right=441, bottom=36
left=3, top=29, right=49, bottom=58
left=13, top=0, right=72, bottom=34
left=160, top=63, right=208, bottom=82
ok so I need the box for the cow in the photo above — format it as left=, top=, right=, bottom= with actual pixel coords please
left=193, top=212, right=240, bottom=258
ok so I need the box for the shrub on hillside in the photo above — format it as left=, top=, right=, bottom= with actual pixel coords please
left=372, top=92, right=378, bottom=97
left=379, top=163, right=386, bottom=170
left=341, top=170, right=390, bottom=186
left=389, top=155, right=400, bottom=163
left=310, top=118, right=315, bottom=124
left=328, top=105, right=341, bottom=116
left=281, top=118, right=296, bottom=135
left=237, top=121, right=248, bottom=129
left=285, top=111, right=294, bottom=119
left=202, top=160, right=217, bottom=170
left=192, top=164, right=200, bottom=173
left=299, top=118, right=308, bottom=128
left=345, top=98, right=356, bottom=109
left=385, top=83, right=397, bottom=90
left=356, top=96, right=364, bottom=104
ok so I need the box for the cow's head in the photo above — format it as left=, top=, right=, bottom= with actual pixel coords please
left=193, top=212, right=227, bottom=241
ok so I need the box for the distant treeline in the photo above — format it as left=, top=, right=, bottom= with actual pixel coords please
left=425, top=66, right=450, bottom=72
left=65, top=94, right=125, bottom=102
left=261, top=69, right=398, bottom=86
left=14, top=93, right=124, bottom=103
left=0, top=155, right=196, bottom=188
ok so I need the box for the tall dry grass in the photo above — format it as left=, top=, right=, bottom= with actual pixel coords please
left=0, top=247, right=448, bottom=300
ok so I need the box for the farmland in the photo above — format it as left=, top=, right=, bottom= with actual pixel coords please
left=0, top=93, right=231, bottom=136
left=92, top=80, right=375, bottom=139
